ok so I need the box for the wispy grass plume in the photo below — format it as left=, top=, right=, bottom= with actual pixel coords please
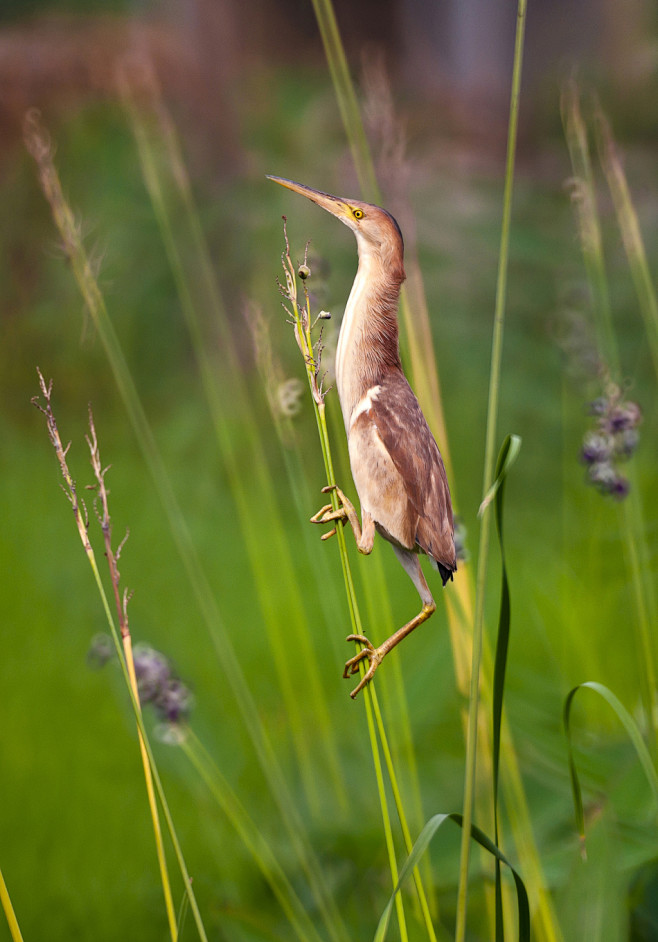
left=595, top=107, right=658, bottom=383
left=32, top=371, right=206, bottom=942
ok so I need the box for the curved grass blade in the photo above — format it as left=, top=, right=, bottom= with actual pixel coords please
left=563, top=681, right=658, bottom=857
left=490, top=434, right=522, bottom=940
left=374, top=813, right=530, bottom=942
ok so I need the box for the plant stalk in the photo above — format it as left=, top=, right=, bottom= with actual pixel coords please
left=455, top=2, right=527, bottom=938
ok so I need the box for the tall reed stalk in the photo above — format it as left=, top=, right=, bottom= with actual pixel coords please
left=456, top=4, right=527, bottom=937
left=278, top=227, right=439, bottom=942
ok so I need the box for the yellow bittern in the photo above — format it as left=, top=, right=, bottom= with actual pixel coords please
left=268, top=175, right=456, bottom=697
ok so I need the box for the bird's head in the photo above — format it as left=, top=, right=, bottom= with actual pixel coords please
left=268, top=175, right=404, bottom=280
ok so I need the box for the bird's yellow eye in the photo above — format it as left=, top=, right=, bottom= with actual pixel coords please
left=352, top=208, right=364, bottom=220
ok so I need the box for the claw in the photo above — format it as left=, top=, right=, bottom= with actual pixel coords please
left=310, top=485, right=348, bottom=540
left=344, top=634, right=383, bottom=698
left=310, top=502, right=334, bottom=523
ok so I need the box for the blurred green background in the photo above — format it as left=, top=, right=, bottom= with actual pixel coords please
left=2, top=1, right=658, bottom=939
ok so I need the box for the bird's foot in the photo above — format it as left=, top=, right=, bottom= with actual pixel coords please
left=310, top=484, right=349, bottom=540
left=343, top=634, right=384, bottom=699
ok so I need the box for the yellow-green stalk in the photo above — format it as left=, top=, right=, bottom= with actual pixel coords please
left=0, top=867, right=24, bottom=942
left=278, top=225, right=446, bottom=942
left=32, top=372, right=206, bottom=942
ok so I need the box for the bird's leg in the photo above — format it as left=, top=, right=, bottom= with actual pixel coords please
left=310, top=485, right=375, bottom=554
left=344, top=548, right=435, bottom=698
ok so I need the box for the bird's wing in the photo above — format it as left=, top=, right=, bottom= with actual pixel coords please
left=368, top=371, right=456, bottom=574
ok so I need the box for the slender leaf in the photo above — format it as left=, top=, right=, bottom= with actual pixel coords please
left=491, top=434, right=522, bottom=940
left=374, top=813, right=530, bottom=942
left=563, top=680, right=658, bottom=855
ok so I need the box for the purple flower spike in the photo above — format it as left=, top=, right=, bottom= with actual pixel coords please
left=133, top=644, right=171, bottom=703
left=610, top=475, right=630, bottom=500
left=607, top=401, right=642, bottom=432
left=155, top=678, right=193, bottom=724
left=581, top=432, right=613, bottom=465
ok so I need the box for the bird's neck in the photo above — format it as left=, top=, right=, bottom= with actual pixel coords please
left=335, top=249, right=405, bottom=427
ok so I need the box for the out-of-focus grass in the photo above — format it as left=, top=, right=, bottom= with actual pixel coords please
left=1, top=63, right=657, bottom=940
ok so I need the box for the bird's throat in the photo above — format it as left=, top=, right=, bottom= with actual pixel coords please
left=335, top=251, right=403, bottom=429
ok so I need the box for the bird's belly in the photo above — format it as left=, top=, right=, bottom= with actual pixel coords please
left=348, top=414, right=415, bottom=549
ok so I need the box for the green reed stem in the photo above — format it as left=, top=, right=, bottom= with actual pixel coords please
left=561, top=84, right=619, bottom=377
left=183, top=732, right=324, bottom=942
left=308, top=0, right=379, bottom=198
left=279, top=234, right=454, bottom=941
left=0, top=867, right=24, bottom=942
left=295, top=298, right=408, bottom=942
left=620, top=492, right=658, bottom=754
left=455, top=3, right=527, bottom=939
left=595, top=107, right=658, bottom=383
left=26, top=113, right=348, bottom=942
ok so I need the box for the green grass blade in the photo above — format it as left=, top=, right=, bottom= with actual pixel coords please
left=561, top=83, right=618, bottom=376
left=0, top=867, right=24, bottom=942
left=374, top=813, right=530, bottom=942
left=183, top=733, right=325, bottom=942
left=563, top=680, right=658, bottom=855
left=308, top=0, right=379, bottom=198
left=595, top=106, right=658, bottom=383
left=456, top=3, right=527, bottom=939
left=489, top=435, right=522, bottom=940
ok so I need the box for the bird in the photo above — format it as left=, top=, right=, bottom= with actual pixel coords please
left=268, top=175, right=456, bottom=697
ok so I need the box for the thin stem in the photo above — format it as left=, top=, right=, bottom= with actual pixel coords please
left=183, top=732, right=324, bottom=942
left=620, top=492, right=658, bottom=755
left=308, top=0, right=380, bottom=199
left=596, top=107, right=658, bottom=383
left=87, top=416, right=178, bottom=941
left=561, top=84, right=619, bottom=376
left=0, top=868, right=24, bottom=942
left=283, top=241, right=412, bottom=942
left=455, top=2, right=527, bottom=939
left=32, top=374, right=208, bottom=941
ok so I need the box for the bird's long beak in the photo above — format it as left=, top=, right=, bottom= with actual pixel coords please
left=267, top=175, right=352, bottom=222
